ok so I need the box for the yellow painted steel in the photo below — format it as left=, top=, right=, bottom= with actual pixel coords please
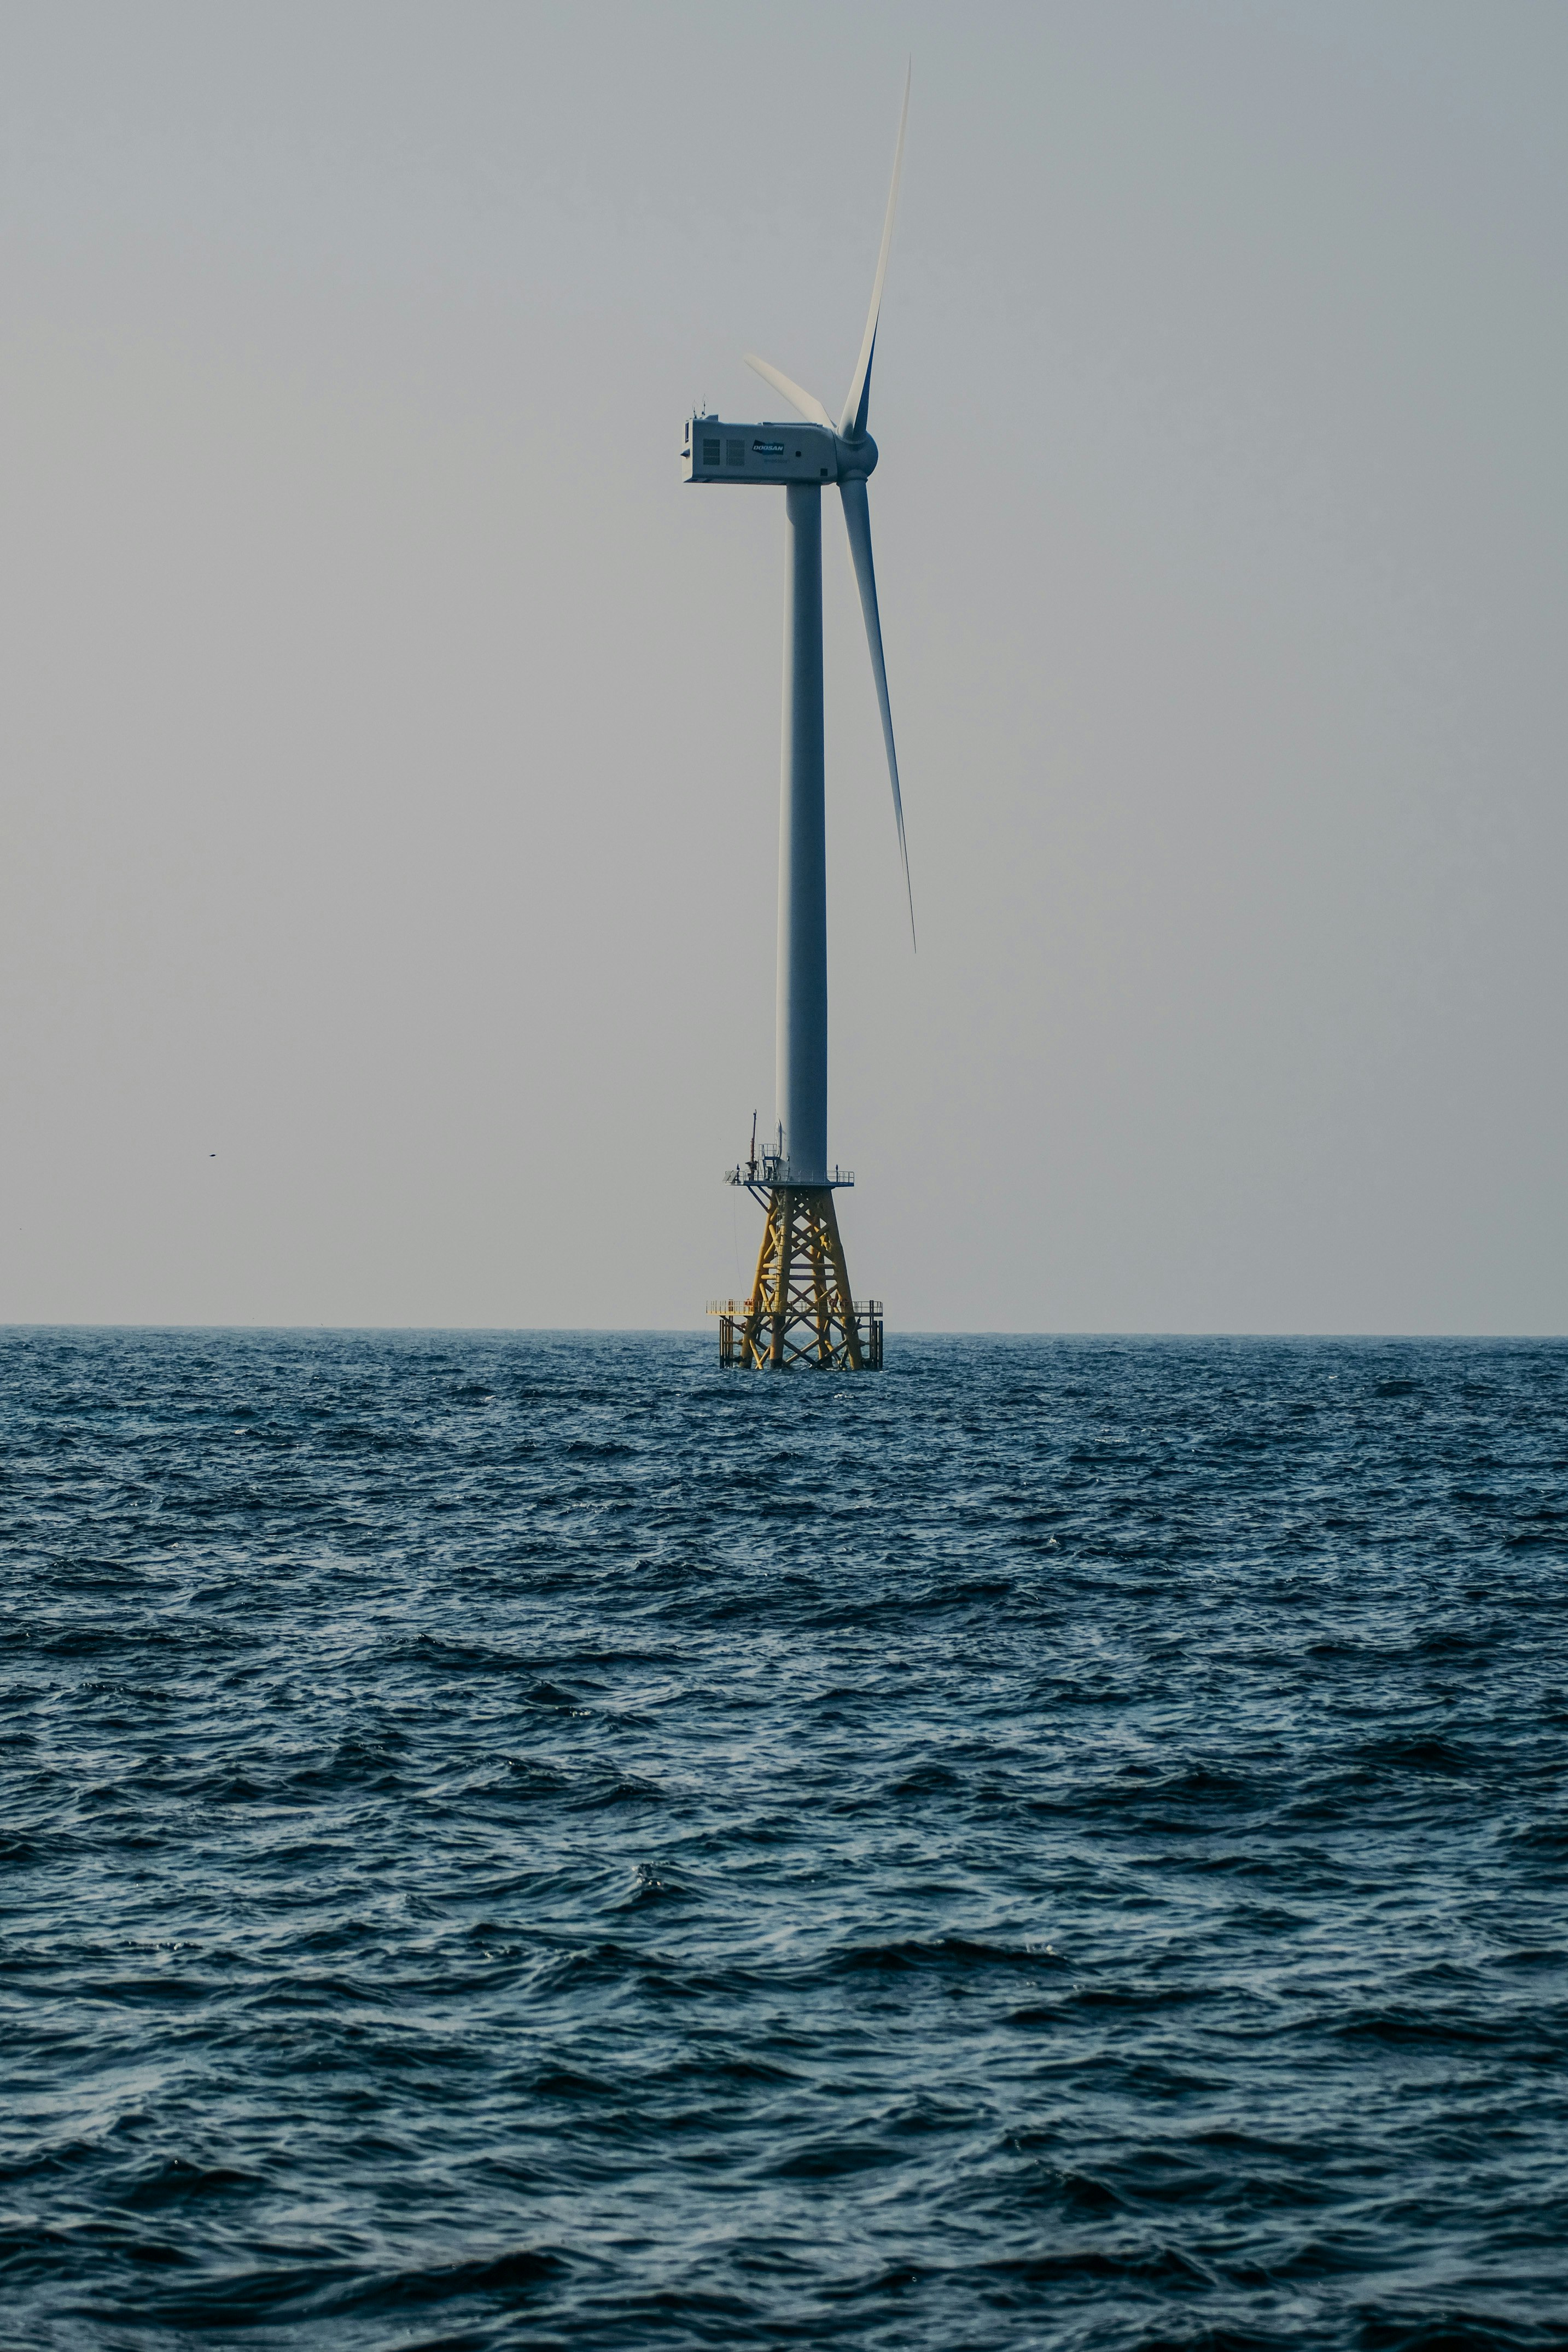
left=712, top=1186, right=881, bottom=1371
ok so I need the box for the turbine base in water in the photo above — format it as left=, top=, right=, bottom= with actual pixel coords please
left=709, top=1189, right=882, bottom=1371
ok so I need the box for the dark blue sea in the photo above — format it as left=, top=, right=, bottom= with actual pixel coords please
left=4, top=1330, right=1566, bottom=2351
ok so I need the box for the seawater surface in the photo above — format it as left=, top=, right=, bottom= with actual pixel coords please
left=3, top=1329, right=1567, bottom=2351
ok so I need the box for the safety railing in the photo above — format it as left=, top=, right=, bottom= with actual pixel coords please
left=723, top=1156, right=854, bottom=1190
left=707, top=1299, right=883, bottom=1370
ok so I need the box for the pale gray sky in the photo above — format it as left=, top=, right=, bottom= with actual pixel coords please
left=3, top=1, right=1565, bottom=1331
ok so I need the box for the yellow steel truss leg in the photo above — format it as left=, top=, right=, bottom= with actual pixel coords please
left=820, top=1190, right=865, bottom=1371
left=741, top=1191, right=780, bottom=1369
left=770, top=1192, right=794, bottom=1366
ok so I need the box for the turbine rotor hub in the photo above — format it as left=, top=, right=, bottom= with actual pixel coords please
left=835, top=431, right=878, bottom=481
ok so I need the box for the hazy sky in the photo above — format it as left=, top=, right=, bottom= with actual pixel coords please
left=4, top=1, right=1565, bottom=1332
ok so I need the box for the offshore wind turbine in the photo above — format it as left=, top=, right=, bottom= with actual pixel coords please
left=691, top=71, right=913, bottom=1372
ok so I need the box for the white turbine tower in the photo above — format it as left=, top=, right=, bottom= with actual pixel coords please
left=691, top=71, right=912, bottom=1371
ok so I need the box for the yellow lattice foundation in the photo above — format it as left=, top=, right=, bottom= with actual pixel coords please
left=710, top=1187, right=882, bottom=1370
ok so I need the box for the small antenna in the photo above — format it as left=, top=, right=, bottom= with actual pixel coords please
left=748, top=1109, right=757, bottom=1179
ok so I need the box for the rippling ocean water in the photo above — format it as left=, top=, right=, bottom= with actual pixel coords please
left=4, top=1329, right=1567, bottom=2350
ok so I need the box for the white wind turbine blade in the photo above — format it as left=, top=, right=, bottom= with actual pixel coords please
left=742, top=353, right=835, bottom=430
left=840, top=63, right=911, bottom=439
left=840, top=476, right=915, bottom=949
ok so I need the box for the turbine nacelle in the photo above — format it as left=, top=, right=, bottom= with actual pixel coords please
left=682, top=419, right=878, bottom=487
